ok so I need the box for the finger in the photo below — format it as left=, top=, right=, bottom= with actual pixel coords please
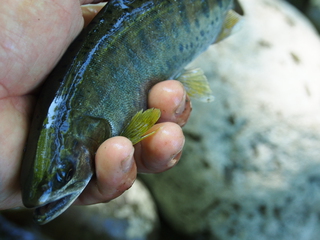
left=81, top=2, right=107, bottom=28
left=76, top=136, right=136, bottom=205
left=148, top=80, right=192, bottom=127
left=134, top=122, right=184, bottom=173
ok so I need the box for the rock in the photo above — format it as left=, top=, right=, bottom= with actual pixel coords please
left=0, top=214, right=53, bottom=240
left=140, top=0, right=320, bottom=239
left=2, top=180, right=158, bottom=240
left=285, top=0, right=309, bottom=11
left=306, top=0, right=320, bottom=32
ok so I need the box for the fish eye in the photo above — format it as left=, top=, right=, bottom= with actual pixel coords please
left=55, top=167, right=74, bottom=185
left=65, top=168, right=74, bottom=182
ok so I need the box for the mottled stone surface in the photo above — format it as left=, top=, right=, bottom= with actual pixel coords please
left=141, top=0, right=320, bottom=239
left=1, top=180, right=158, bottom=240
left=0, top=214, right=53, bottom=240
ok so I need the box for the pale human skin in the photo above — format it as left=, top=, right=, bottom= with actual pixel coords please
left=0, top=0, right=191, bottom=209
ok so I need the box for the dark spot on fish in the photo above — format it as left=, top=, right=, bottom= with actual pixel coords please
left=185, top=44, right=189, bottom=50
left=201, top=0, right=210, bottom=18
left=200, top=30, right=205, bottom=37
left=290, top=52, right=300, bottom=64
left=179, top=43, right=184, bottom=52
left=211, top=20, right=215, bottom=26
left=258, top=40, right=272, bottom=48
left=190, top=42, right=194, bottom=48
left=178, top=3, right=191, bottom=33
left=217, top=0, right=223, bottom=8
left=196, top=36, right=199, bottom=41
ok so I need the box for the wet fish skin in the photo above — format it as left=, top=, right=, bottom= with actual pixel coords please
left=20, top=0, right=233, bottom=224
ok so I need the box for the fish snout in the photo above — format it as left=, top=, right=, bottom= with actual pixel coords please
left=22, top=182, right=53, bottom=208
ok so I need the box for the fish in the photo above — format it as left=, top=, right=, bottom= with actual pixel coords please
left=20, top=0, right=242, bottom=224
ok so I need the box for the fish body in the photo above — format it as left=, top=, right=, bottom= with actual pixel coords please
left=21, top=0, right=235, bottom=224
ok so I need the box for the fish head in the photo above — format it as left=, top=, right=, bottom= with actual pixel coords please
left=21, top=122, right=95, bottom=224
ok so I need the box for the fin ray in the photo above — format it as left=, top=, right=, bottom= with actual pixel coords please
left=177, top=68, right=214, bottom=102
left=120, top=108, right=161, bottom=145
left=215, top=10, right=244, bottom=43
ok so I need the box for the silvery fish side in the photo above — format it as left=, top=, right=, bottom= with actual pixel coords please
left=21, top=0, right=234, bottom=224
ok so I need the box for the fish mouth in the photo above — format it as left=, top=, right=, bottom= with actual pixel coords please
left=33, top=192, right=80, bottom=225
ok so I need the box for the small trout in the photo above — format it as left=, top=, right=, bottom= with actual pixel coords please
left=21, top=0, right=241, bottom=224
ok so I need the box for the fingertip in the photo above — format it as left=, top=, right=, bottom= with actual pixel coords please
left=135, top=122, right=185, bottom=173
left=78, top=136, right=137, bottom=205
left=95, top=136, right=136, bottom=188
left=148, top=80, right=192, bottom=126
left=95, top=136, right=134, bottom=175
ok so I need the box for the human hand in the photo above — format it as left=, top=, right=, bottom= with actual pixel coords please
left=0, top=1, right=191, bottom=209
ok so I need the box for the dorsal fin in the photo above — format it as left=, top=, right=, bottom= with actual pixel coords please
left=215, top=10, right=244, bottom=43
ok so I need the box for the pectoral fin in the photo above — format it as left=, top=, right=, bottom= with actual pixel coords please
left=215, top=10, right=244, bottom=43
left=120, top=108, right=161, bottom=145
left=177, top=68, right=214, bottom=102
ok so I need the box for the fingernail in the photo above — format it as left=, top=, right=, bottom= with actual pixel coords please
left=175, top=88, right=187, bottom=115
left=121, top=149, right=134, bottom=173
left=167, top=150, right=182, bottom=168
left=176, top=95, right=191, bottom=127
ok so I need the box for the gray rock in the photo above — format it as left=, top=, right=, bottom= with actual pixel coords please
left=43, top=180, right=158, bottom=240
left=0, top=214, right=53, bottom=240
left=285, top=0, right=309, bottom=11
left=2, top=180, right=158, bottom=240
left=306, top=0, right=320, bottom=32
left=141, top=0, right=320, bottom=239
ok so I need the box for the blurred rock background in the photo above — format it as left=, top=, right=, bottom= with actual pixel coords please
left=1, top=180, right=159, bottom=240
left=2, top=0, right=320, bottom=239
left=287, top=0, right=320, bottom=31
left=142, top=0, right=320, bottom=239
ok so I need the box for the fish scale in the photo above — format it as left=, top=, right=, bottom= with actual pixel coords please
left=21, top=0, right=236, bottom=224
